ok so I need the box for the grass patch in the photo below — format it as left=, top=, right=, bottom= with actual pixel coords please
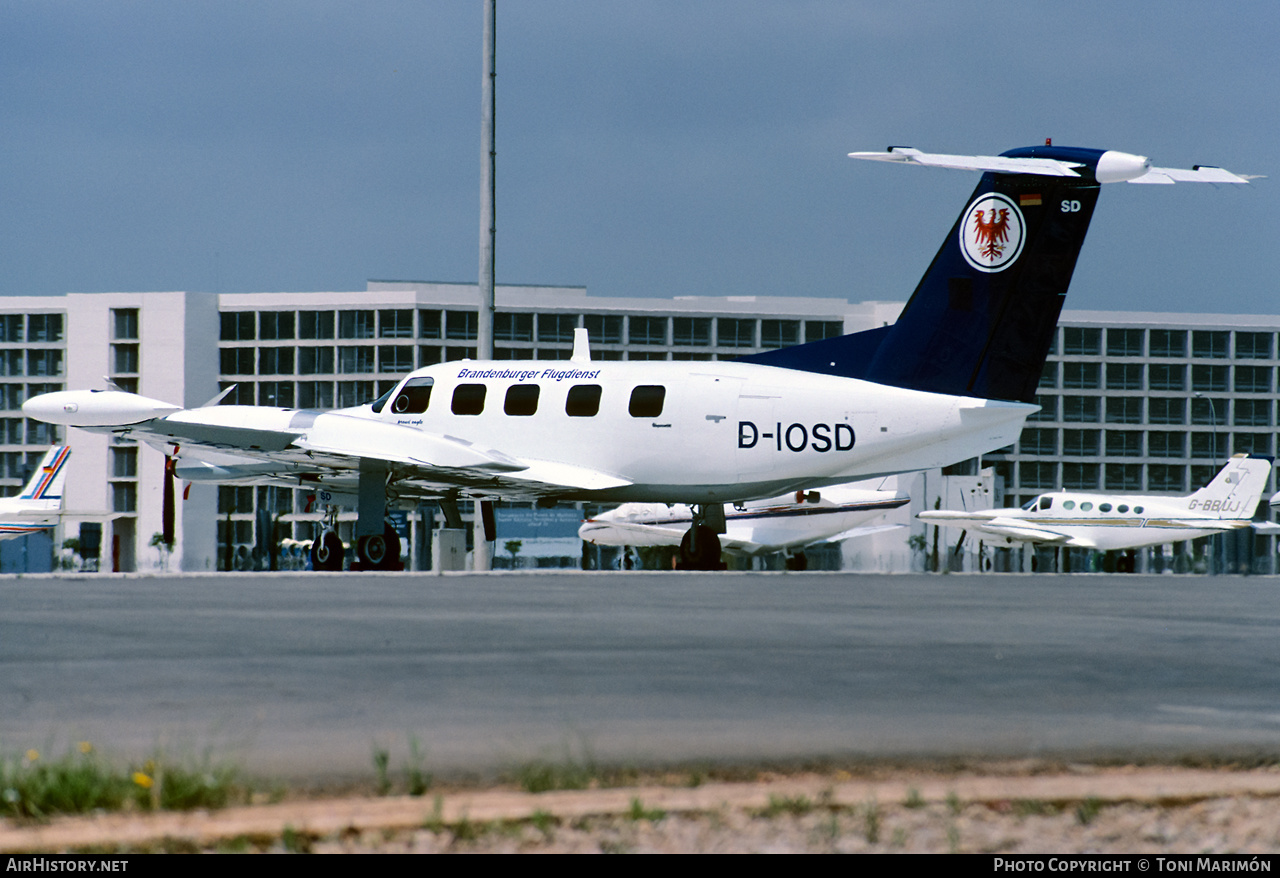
left=281, top=825, right=311, bottom=853
left=372, top=737, right=434, bottom=797
left=0, top=745, right=245, bottom=820
left=754, top=794, right=814, bottom=818
left=528, top=809, right=558, bottom=839
left=626, top=797, right=666, bottom=822
left=1012, top=798, right=1060, bottom=817
left=1075, top=796, right=1103, bottom=825
left=863, top=796, right=881, bottom=843
left=451, top=814, right=488, bottom=843
left=516, top=758, right=595, bottom=794
left=372, top=747, right=392, bottom=796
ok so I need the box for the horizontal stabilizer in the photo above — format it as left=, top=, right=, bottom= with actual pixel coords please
left=1129, top=166, right=1255, bottom=185
left=851, top=146, right=1252, bottom=184
left=848, top=148, right=1084, bottom=177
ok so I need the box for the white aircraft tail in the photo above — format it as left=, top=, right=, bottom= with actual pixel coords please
left=16, top=446, right=71, bottom=510
left=1186, top=455, right=1271, bottom=520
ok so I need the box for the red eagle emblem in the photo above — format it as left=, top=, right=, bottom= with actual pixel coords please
left=971, top=207, right=1012, bottom=261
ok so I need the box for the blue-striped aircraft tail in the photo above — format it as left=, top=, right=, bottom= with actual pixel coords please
left=16, top=445, right=71, bottom=508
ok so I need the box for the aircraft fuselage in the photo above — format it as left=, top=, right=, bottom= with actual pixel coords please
left=39, top=359, right=1035, bottom=506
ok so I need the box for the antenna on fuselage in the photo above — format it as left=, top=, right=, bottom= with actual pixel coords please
left=571, top=328, right=592, bottom=362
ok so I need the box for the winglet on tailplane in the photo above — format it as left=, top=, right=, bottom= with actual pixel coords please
left=742, top=146, right=1251, bottom=404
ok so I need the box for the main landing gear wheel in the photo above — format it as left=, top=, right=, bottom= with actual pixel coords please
left=785, top=552, right=808, bottom=571
left=678, top=525, right=722, bottom=571
left=310, top=529, right=344, bottom=571
left=356, top=524, right=401, bottom=571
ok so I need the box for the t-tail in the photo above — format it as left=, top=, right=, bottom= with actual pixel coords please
left=1187, top=454, right=1271, bottom=520
left=743, top=145, right=1251, bottom=404
left=17, top=445, right=71, bottom=509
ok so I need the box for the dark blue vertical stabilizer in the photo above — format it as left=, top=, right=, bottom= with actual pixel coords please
left=742, top=146, right=1105, bottom=404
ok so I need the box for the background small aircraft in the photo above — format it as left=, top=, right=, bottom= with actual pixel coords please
left=0, top=446, right=71, bottom=540
left=580, top=480, right=908, bottom=570
left=918, top=455, right=1271, bottom=570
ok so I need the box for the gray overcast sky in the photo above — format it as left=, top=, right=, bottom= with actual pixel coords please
left=2, top=1, right=1274, bottom=313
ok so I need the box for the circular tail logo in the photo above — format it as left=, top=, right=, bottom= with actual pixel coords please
left=960, top=193, right=1025, bottom=272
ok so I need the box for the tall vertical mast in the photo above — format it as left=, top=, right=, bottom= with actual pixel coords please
left=478, top=0, right=496, bottom=360
left=474, top=0, right=497, bottom=570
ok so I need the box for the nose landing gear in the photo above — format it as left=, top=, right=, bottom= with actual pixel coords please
left=676, top=503, right=727, bottom=570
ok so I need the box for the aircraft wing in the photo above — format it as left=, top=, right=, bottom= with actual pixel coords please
left=30, top=391, right=631, bottom=501
left=920, top=511, right=1078, bottom=545
left=916, top=510, right=1003, bottom=523
left=578, top=516, right=686, bottom=548
left=976, top=517, right=1080, bottom=545
left=1148, top=518, right=1249, bottom=532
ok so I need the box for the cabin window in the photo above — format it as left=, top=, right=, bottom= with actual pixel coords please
left=629, top=385, right=666, bottom=418
left=1080, top=502, right=1093, bottom=511
left=1118, top=505, right=1129, bottom=513
left=1099, top=503, right=1113, bottom=513
left=566, top=384, right=602, bottom=417
left=451, top=384, right=486, bottom=415
left=392, top=378, right=434, bottom=414
left=504, top=384, right=540, bottom=416
left=1062, top=500, right=1075, bottom=510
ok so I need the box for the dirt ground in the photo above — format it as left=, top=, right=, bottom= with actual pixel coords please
left=5, top=762, right=1280, bottom=853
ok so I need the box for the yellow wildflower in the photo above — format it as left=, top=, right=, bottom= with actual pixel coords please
left=24, top=749, right=38, bottom=763
left=78, top=741, right=93, bottom=754
left=132, top=772, right=154, bottom=789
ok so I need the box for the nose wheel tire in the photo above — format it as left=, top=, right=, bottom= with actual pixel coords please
left=678, top=525, right=722, bottom=570
left=310, top=529, right=345, bottom=571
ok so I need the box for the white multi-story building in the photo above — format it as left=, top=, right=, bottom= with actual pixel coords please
left=0, top=292, right=220, bottom=572
left=0, top=284, right=1274, bottom=573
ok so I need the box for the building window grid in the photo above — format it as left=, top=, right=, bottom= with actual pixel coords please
left=1007, top=322, right=1280, bottom=501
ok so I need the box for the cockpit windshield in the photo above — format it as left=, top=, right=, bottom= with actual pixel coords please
left=389, top=377, right=435, bottom=415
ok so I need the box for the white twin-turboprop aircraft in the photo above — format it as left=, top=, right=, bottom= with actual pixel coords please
left=24, top=144, right=1249, bottom=570
left=0, top=446, right=71, bottom=540
left=918, top=455, right=1272, bottom=571
left=579, top=479, right=910, bottom=570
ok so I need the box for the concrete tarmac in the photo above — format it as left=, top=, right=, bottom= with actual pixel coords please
left=2, top=571, right=1278, bottom=781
